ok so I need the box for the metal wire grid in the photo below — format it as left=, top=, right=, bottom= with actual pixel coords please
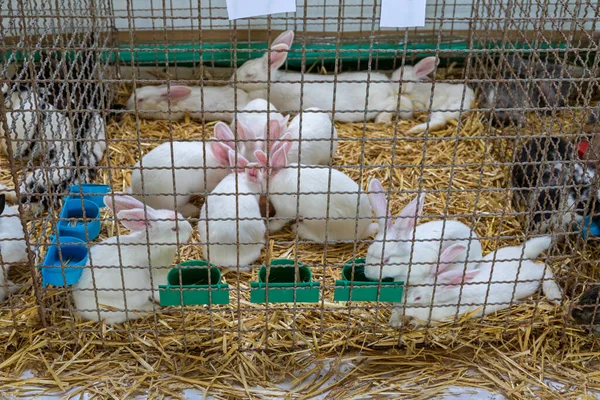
left=0, top=0, right=598, bottom=348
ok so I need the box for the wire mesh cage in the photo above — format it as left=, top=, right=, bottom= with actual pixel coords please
left=1, top=0, right=600, bottom=397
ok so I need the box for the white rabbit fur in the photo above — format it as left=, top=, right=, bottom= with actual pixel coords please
left=400, top=236, right=562, bottom=326
left=198, top=146, right=266, bottom=270
left=0, top=194, right=26, bottom=302
left=255, top=139, right=377, bottom=242
left=233, top=31, right=412, bottom=123
left=129, top=123, right=234, bottom=218
left=364, top=179, right=482, bottom=284
left=126, top=85, right=249, bottom=123
left=392, top=57, right=475, bottom=134
left=282, top=108, right=338, bottom=165
left=228, top=99, right=286, bottom=162
left=73, top=196, right=192, bottom=325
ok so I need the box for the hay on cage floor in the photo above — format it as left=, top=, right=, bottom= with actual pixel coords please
left=1, top=90, right=600, bottom=398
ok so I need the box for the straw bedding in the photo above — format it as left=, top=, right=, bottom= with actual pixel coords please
left=0, top=80, right=599, bottom=398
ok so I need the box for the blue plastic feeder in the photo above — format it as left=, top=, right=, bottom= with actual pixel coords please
left=40, top=236, right=88, bottom=287
left=68, top=184, right=110, bottom=208
left=581, top=216, right=600, bottom=239
left=57, top=198, right=101, bottom=241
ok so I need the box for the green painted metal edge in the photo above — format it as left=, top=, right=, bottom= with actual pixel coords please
left=333, top=258, right=404, bottom=303
left=250, top=259, right=320, bottom=304
left=159, top=260, right=229, bottom=306
left=1, top=41, right=569, bottom=67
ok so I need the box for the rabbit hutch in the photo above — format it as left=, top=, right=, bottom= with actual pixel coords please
left=0, top=0, right=599, bottom=397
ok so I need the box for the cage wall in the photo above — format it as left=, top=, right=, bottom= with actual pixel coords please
left=1, top=0, right=600, bottom=397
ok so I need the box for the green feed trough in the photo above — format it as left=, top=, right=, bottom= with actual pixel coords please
left=159, top=260, right=229, bottom=306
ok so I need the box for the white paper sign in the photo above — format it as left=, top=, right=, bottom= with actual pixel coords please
left=380, top=0, right=427, bottom=28
left=226, top=0, right=297, bottom=21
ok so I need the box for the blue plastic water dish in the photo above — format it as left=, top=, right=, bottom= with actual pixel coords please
left=581, top=216, right=600, bottom=239
left=68, top=184, right=110, bottom=208
left=40, top=236, right=88, bottom=287
left=57, top=198, right=101, bottom=241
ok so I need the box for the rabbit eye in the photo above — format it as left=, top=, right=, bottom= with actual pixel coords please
left=137, top=98, right=144, bottom=103
left=414, top=296, right=422, bottom=301
left=171, top=227, right=177, bottom=232
left=384, top=257, right=390, bottom=263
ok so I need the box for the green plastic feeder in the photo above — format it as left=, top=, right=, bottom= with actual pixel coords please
left=334, top=258, right=404, bottom=302
left=159, top=260, right=229, bottom=306
left=250, top=259, right=320, bottom=304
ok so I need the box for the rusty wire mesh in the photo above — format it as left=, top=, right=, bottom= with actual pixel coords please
left=0, top=0, right=600, bottom=397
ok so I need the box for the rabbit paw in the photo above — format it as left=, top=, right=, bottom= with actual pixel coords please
left=389, top=308, right=405, bottom=328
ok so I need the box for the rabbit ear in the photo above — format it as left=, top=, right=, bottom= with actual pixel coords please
left=438, top=269, right=479, bottom=286
left=237, top=119, right=256, bottom=140
left=270, top=132, right=293, bottom=155
left=392, top=193, right=425, bottom=238
left=214, top=122, right=236, bottom=148
left=368, top=179, right=391, bottom=229
left=160, top=85, right=192, bottom=100
left=267, top=119, right=283, bottom=142
left=211, top=140, right=233, bottom=166
left=433, top=244, right=468, bottom=275
left=117, top=209, right=154, bottom=231
left=104, top=195, right=146, bottom=215
left=414, top=57, right=438, bottom=79
left=255, top=150, right=268, bottom=167
left=272, top=30, right=294, bottom=48
left=265, top=44, right=289, bottom=71
left=271, top=145, right=288, bottom=168
left=0, top=194, right=5, bottom=215
left=228, top=149, right=249, bottom=169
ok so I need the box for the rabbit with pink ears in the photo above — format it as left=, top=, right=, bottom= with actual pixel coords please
left=126, top=84, right=249, bottom=123
left=399, top=236, right=562, bottom=326
left=364, top=179, right=483, bottom=285
left=233, top=30, right=411, bottom=123
left=392, top=57, right=475, bottom=134
left=73, top=195, right=193, bottom=325
left=129, top=122, right=235, bottom=218
left=254, top=137, right=377, bottom=242
left=198, top=134, right=267, bottom=270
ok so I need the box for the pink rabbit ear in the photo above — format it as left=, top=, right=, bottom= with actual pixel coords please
left=104, top=195, right=146, bottom=215
left=278, top=114, right=290, bottom=131
left=160, top=85, right=192, bottom=100
left=413, top=57, right=438, bottom=79
left=214, top=122, right=235, bottom=149
left=438, top=269, right=479, bottom=286
left=433, top=244, right=467, bottom=275
left=272, top=30, right=294, bottom=48
left=265, top=44, right=289, bottom=71
left=368, top=179, right=391, bottom=229
left=117, top=208, right=154, bottom=231
left=228, top=149, right=249, bottom=169
left=271, top=145, right=288, bottom=168
left=267, top=119, right=283, bottom=142
left=255, top=150, right=268, bottom=167
left=392, top=193, right=425, bottom=238
left=211, top=141, right=232, bottom=166
left=236, top=119, right=256, bottom=140
left=270, top=132, right=293, bottom=154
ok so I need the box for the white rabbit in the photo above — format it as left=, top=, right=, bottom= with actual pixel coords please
left=233, top=31, right=412, bottom=123
left=254, top=139, right=377, bottom=242
left=279, top=108, right=338, bottom=165
left=0, top=194, right=26, bottom=302
left=228, top=99, right=287, bottom=162
left=363, top=178, right=482, bottom=284
left=73, top=195, right=193, bottom=325
left=392, top=57, right=475, bottom=134
left=198, top=148, right=266, bottom=270
left=126, top=84, right=249, bottom=123
left=400, top=236, right=562, bottom=326
left=129, top=122, right=234, bottom=217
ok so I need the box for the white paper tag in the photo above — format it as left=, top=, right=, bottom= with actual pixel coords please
left=226, top=0, right=297, bottom=21
left=380, top=0, right=427, bottom=28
